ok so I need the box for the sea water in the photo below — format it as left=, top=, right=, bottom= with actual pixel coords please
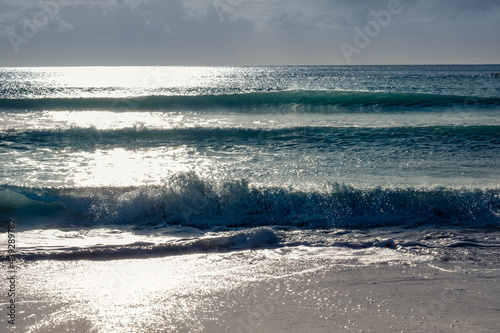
left=1, top=65, right=500, bottom=265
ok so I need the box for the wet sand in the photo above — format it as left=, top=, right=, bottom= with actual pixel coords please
left=2, top=248, right=500, bottom=332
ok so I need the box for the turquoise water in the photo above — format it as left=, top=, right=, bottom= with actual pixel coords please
left=1, top=65, right=499, bottom=261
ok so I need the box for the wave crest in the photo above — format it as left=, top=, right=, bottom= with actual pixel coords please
left=2, top=172, right=500, bottom=230
left=2, top=91, right=499, bottom=112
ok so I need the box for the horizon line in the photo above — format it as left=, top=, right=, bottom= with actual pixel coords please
left=1, top=63, right=500, bottom=68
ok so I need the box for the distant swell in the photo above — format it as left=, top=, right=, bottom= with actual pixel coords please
left=3, top=125, right=500, bottom=148
left=2, top=173, right=499, bottom=230
left=1, top=91, right=500, bottom=111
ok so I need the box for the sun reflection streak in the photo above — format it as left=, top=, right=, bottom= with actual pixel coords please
left=48, top=111, right=184, bottom=130
left=22, top=254, right=250, bottom=333
left=70, top=148, right=196, bottom=187
left=16, top=245, right=425, bottom=333
left=10, top=66, right=237, bottom=98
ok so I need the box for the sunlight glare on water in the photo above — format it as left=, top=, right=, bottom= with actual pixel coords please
left=47, top=111, right=184, bottom=130
left=70, top=148, right=202, bottom=187
left=55, top=66, right=233, bottom=95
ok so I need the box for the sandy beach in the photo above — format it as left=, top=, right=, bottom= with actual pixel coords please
left=3, top=246, right=499, bottom=333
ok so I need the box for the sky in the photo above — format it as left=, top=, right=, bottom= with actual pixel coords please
left=0, top=0, right=499, bottom=66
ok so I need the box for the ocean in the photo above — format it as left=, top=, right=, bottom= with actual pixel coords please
left=1, top=65, right=500, bottom=266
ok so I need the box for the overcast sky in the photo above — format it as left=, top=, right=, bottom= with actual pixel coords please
left=0, top=0, right=499, bottom=66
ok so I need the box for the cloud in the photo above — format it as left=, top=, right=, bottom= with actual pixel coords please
left=181, top=0, right=350, bottom=31
left=0, top=0, right=499, bottom=65
left=0, top=0, right=75, bottom=42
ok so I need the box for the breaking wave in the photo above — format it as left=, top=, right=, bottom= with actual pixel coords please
left=2, top=173, right=499, bottom=230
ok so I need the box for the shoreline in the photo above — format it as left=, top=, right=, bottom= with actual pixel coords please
left=2, top=248, right=499, bottom=332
